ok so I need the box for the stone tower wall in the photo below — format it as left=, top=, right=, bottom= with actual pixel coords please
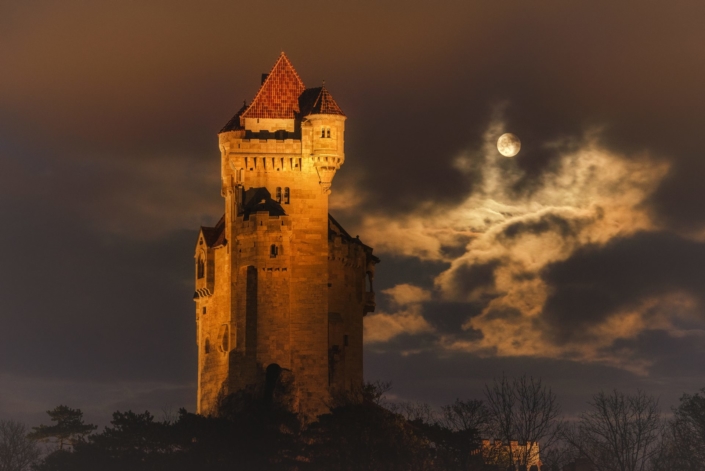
left=193, top=59, right=376, bottom=418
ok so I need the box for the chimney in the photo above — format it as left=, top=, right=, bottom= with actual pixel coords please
left=261, top=73, right=269, bottom=84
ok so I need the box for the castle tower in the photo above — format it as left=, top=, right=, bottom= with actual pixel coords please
left=194, top=53, right=379, bottom=418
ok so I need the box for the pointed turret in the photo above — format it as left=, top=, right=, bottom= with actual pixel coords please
left=299, top=86, right=345, bottom=117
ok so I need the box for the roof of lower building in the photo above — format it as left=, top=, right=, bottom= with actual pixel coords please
left=219, top=101, right=247, bottom=133
left=200, top=215, right=225, bottom=248
left=328, top=214, right=380, bottom=263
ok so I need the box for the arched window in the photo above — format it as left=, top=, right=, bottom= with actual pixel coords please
left=218, top=324, right=230, bottom=353
left=197, top=255, right=205, bottom=279
left=276, top=187, right=282, bottom=203
left=284, top=187, right=290, bottom=204
left=270, top=244, right=278, bottom=258
left=327, top=128, right=331, bottom=138
left=321, top=127, right=325, bottom=138
left=264, top=363, right=282, bottom=404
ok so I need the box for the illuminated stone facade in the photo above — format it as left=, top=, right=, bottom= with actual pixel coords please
left=193, top=53, right=378, bottom=418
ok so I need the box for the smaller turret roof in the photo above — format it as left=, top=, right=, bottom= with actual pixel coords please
left=299, top=86, right=345, bottom=117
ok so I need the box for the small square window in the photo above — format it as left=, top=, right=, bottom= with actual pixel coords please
left=202, top=307, right=206, bottom=314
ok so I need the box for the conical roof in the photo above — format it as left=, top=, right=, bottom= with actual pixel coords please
left=299, top=86, right=345, bottom=117
left=241, top=53, right=306, bottom=120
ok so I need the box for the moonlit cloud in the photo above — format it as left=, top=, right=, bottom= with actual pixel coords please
left=358, top=114, right=685, bottom=372
left=364, top=284, right=434, bottom=344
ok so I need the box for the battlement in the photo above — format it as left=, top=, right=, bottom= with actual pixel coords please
left=219, top=131, right=302, bottom=156
left=234, top=211, right=292, bottom=232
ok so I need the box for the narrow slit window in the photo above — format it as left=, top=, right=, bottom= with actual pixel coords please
left=276, top=187, right=282, bottom=203
left=197, top=256, right=205, bottom=279
left=284, top=187, right=290, bottom=204
left=270, top=244, right=278, bottom=258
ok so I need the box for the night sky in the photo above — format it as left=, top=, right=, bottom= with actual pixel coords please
left=3, top=0, right=705, bottom=426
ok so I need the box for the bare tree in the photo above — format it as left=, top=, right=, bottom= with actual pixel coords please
left=565, top=390, right=662, bottom=471
left=484, top=375, right=562, bottom=468
left=653, top=388, right=705, bottom=470
left=441, top=399, right=491, bottom=437
left=0, top=420, right=40, bottom=471
left=389, top=401, right=437, bottom=424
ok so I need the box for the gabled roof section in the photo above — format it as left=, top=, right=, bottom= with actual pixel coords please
left=328, top=214, right=379, bottom=263
left=241, top=53, right=306, bottom=120
left=299, top=86, right=345, bottom=117
left=199, top=215, right=225, bottom=248
left=220, top=101, right=247, bottom=133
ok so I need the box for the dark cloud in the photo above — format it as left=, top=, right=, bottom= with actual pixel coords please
left=446, top=261, right=499, bottom=298
left=542, top=231, right=705, bottom=342
left=0, top=200, right=197, bottom=383
left=500, top=213, right=585, bottom=241
left=363, top=349, right=701, bottom=418
left=421, top=301, right=484, bottom=335
left=372, top=255, right=449, bottom=297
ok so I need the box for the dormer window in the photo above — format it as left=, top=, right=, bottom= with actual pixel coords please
left=270, top=245, right=278, bottom=258
left=197, top=255, right=205, bottom=279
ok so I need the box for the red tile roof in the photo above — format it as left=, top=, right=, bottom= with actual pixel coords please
left=241, top=53, right=306, bottom=120
left=299, top=86, right=345, bottom=117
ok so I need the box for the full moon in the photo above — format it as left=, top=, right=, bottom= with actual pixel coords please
left=497, top=133, right=521, bottom=157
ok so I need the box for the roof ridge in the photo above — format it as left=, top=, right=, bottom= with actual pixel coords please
left=242, top=53, right=306, bottom=120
